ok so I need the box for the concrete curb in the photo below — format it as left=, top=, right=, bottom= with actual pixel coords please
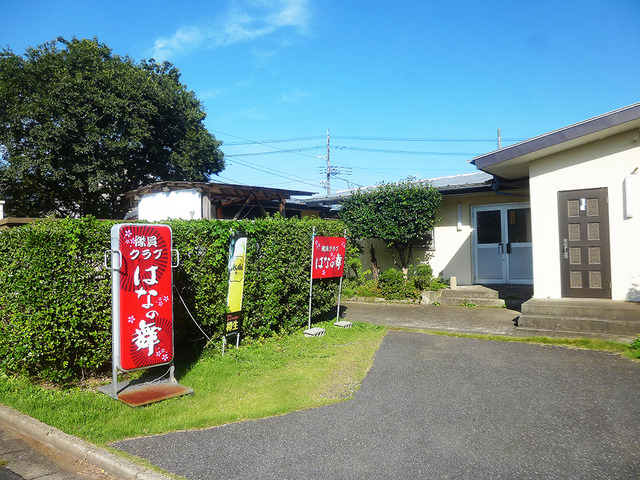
left=0, top=403, right=174, bottom=480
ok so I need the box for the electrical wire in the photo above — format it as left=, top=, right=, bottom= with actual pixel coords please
left=224, top=135, right=325, bottom=145
left=226, top=157, right=322, bottom=189
left=213, top=129, right=321, bottom=159
left=335, top=146, right=480, bottom=156
left=174, top=285, right=212, bottom=344
left=225, top=146, right=322, bottom=157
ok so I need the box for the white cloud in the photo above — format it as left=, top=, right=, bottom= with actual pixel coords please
left=280, top=88, right=312, bottom=103
left=151, top=26, right=206, bottom=61
left=197, top=88, right=225, bottom=100
left=152, top=0, right=310, bottom=60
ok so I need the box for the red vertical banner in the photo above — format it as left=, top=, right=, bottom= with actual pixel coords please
left=111, top=224, right=174, bottom=372
left=312, top=236, right=346, bottom=279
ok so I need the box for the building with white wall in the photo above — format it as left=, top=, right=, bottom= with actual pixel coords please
left=122, top=181, right=321, bottom=221
left=473, top=103, right=640, bottom=302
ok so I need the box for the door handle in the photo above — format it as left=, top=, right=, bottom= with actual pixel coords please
left=498, top=243, right=504, bottom=254
left=563, top=239, right=568, bottom=259
left=506, top=243, right=512, bottom=254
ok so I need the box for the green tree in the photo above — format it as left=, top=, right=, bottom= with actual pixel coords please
left=339, top=178, right=442, bottom=274
left=0, top=37, right=224, bottom=218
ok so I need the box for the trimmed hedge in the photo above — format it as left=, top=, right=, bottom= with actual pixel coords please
left=0, top=216, right=353, bottom=382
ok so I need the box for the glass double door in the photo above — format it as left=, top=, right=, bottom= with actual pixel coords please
left=472, top=204, right=533, bottom=284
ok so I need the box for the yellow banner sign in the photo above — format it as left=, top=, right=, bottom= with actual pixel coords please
left=227, top=233, right=247, bottom=313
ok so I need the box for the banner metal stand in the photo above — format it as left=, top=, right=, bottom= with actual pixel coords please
left=334, top=229, right=352, bottom=328
left=305, top=226, right=325, bottom=336
left=306, top=228, right=350, bottom=336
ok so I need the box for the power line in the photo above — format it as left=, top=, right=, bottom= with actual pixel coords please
left=334, top=146, right=480, bottom=156
left=213, top=130, right=321, bottom=159
left=219, top=133, right=526, bottom=144
left=224, top=146, right=322, bottom=157
left=224, top=135, right=325, bottom=146
left=227, top=157, right=322, bottom=190
left=332, top=135, right=526, bottom=142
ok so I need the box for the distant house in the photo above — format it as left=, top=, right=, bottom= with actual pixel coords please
left=121, top=181, right=326, bottom=221
left=306, top=171, right=531, bottom=285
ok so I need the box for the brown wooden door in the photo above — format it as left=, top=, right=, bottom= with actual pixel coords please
left=558, top=188, right=611, bottom=298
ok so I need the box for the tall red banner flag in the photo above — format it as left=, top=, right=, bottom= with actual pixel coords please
left=312, top=236, right=346, bottom=279
left=111, top=224, right=174, bottom=372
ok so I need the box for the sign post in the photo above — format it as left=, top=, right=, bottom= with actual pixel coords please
left=99, top=224, right=192, bottom=406
left=305, top=230, right=349, bottom=336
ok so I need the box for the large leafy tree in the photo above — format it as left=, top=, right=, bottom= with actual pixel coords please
left=0, top=37, right=224, bottom=217
left=339, top=178, right=442, bottom=274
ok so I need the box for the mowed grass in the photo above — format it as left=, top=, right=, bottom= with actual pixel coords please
left=0, top=321, right=387, bottom=445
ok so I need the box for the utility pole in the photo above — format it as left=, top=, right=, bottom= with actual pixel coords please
left=316, top=129, right=332, bottom=196
left=325, top=129, right=331, bottom=195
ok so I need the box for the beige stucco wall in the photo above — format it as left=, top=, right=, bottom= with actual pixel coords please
left=356, top=191, right=529, bottom=284
left=529, top=129, right=640, bottom=301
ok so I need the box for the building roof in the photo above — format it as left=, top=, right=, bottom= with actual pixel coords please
left=471, top=103, right=640, bottom=179
left=122, top=181, right=316, bottom=207
left=305, top=171, right=493, bottom=207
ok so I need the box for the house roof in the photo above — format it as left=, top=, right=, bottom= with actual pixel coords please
left=305, top=171, right=493, bottom=207
left=471, top=103, right=640, bottom=179
left=122, top=181, right=316, bottom=207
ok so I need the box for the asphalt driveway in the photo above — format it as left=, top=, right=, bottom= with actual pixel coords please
left=113, top=332, right=640, bottom=479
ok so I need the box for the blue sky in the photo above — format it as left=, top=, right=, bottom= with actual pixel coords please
left=2, top=0, right=639, bottom=195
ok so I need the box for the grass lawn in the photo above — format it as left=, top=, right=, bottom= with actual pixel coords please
left=0, top=321, right=387, bottom=445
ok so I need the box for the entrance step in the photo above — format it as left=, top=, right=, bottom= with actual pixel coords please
left=438, top=286, right=506, bottom=308
left=518, top=298, right=640, bottom=335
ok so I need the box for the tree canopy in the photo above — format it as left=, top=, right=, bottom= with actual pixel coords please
left=0, top=37, right=224, bottom=218
left=339, top=178, right=442, bottom=271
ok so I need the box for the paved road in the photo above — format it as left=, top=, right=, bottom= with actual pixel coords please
left=113, top=331, right=640, bottom=479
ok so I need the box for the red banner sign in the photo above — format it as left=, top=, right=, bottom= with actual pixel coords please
left=111, top=224, right=174, bottom=371
left=312, top=236, right=346, bottom=279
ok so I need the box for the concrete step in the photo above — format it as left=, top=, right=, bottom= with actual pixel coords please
left=438, top=288, right=505, bottom=308
left=522, top=298, right=640, bottom=321
left=518, top=315, right=640, bottom=336
left=518, top=298, right=640, bottom=336
left=438, top=297, right=506, bottom=308
left=440, top=286, right=501, bottom=300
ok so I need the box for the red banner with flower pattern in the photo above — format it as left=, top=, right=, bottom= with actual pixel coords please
left=312, top=236, right=346, bottom=279
left=111, top=224, right=174, bottom=371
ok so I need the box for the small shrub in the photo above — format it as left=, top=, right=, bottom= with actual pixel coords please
left=354, top=279, right=382, bottom=298
left=408, top=263, right=433, bottom=291
left=424, top=278, right=449, bottom=291
left=379, top=268, right=419, bottom=300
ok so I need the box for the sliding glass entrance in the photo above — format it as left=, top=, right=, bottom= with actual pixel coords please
left=472, top=204, right=533, bottom=284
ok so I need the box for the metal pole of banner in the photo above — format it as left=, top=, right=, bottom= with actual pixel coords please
left=307, top=226, right=316, bottom=330
left=336, top=275, right=343, bottom=322
left=334, top=229, right=352, bottom=329
left=222, top=336, right=227, bottom=355
left=236, top=333, right=240, bottom=349
left=335, top=228, right=347, bottom=322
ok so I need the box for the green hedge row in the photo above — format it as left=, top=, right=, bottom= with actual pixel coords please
left=0, top=216, right=353, bottom=382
